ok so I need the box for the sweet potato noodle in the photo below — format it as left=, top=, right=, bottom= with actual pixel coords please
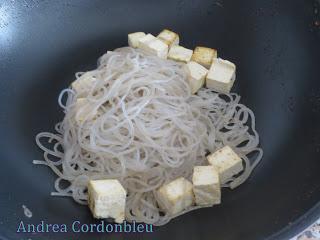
left=34, top=47, right=263, bottom=225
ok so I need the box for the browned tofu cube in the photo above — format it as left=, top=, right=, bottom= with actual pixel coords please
left=191, top=46, right=217, bottom=68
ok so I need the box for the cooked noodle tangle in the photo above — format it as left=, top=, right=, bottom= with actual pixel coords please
left=34, top=47, right=263, bottom=225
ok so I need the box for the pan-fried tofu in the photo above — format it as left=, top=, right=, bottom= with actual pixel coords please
left=206, top=58, right=236, bottom=93
left=157, top=177, right=194, bottom=215
left=88, top=179, right=126, bottom=223
left=128, top=32, right=146, bottom=48
left=157, top=29, right=179, bottom=47
left=184, top=61, right=208, bottom=94
left=191, top=46, right=217, bottom=69
left=207, top=146, right=243, bottom=184
left=71, top=73, right=96, bottom=97
left=192, top=166, right=221, bottom=206
left=168, top=45, right=193, bottom=63
left=138, top=33, right=168, bottom=59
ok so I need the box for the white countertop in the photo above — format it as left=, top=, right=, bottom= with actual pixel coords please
left=291, top=219, right=320, bottom=240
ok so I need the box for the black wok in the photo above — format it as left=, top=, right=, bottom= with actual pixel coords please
left=0, top=0, right=320, bottom=239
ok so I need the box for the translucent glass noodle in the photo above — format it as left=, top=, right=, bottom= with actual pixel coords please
left=34, top=47, right=263, bottom=226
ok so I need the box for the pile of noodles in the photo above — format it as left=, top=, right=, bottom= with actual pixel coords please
left=34, top=47, right=263, bottom=226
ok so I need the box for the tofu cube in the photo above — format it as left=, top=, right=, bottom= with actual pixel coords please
left=191, top=46, right=217, bottom=69
left=207, top=146, right=243, bottom=184
left=157, top=29, right=179, bottom=47
left=138, top=34, right=168, bottom=59
left=184, top=61, right=208, bottom=94
left=192, top=166, right=221, bottom=206
left=71, top=73, right=96, bottom=97
left=88, top=179, right=126, bottom=223
left=206, top=58, right=236, bottom=93
left=157, top=177, right=194, bottom=215
left=137, top=34, right=156, bottom=53
left=168, top=45, right=193, bottom=63
left=128, top=32, right=146, bottom=48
